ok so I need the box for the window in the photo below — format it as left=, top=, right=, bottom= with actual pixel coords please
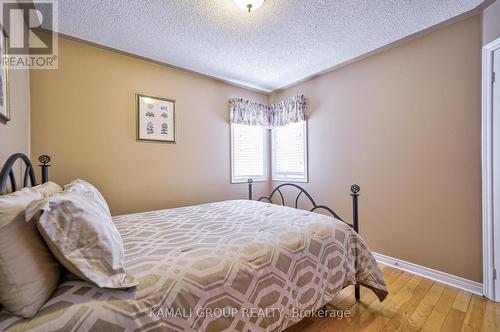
left=231, top=124, right=268, bottom=183
left=272, top=121, right=308, bottom=182
left=230, top=121, right=308, bottom=183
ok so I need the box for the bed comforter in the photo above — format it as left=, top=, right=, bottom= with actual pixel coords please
left=0, top=200, right=387, bottom=332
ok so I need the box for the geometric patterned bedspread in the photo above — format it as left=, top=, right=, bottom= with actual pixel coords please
left=0, top=200, right=387, bottom=332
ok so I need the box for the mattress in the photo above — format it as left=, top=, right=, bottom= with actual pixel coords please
left=0, top=200, right=387, bottom=332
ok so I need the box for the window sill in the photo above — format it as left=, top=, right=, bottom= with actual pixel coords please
left=231, top=179, right=269, bottom=184
left=272, top=179, right=309, bottom=183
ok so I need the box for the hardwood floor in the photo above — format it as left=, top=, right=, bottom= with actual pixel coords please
left=288, top=265, right=500, bottom=331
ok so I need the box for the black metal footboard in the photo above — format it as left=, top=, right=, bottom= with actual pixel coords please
left=247, top=179, right=361, bottom=301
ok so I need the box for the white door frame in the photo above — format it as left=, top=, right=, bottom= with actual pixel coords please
left=482, top=37, right=500, bottom=301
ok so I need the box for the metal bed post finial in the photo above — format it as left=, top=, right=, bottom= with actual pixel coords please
left=247, top=178, right=253, bottom=200
left=38, top=155, right=51, bottom=184
left=350, top=184, right=361, bottom=302
left=350, top=184, right=360, bottom=234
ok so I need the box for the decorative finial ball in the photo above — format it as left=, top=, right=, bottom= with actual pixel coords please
left=39, top=155, right=51, bottom=165
left=350, top=184, right=360, bottom=194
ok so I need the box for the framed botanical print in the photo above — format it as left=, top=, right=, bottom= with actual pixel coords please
left=0, top=32, right=10, bottom=123
left=137, top=94, right=176, bottom=143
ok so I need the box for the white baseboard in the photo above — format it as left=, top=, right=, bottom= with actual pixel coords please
left=373, top=252, right=483, bottom=296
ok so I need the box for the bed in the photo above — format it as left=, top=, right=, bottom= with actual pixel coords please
left=0, top=154, right=387, bottom=332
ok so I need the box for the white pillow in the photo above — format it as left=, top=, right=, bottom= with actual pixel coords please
left=0, top=188, right=61, bottom=318
left=31, top=191, right=136, bottom=289
left=33, top=181, right=63, bottom=197
left=64, top=179, right=111, bottom=217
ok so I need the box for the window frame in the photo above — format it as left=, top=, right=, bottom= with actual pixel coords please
left=230, top=124, right=270, bottom=184
left=271, top=121, right=309, bottom=183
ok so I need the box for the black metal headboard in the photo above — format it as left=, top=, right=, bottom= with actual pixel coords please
left=0, top=153, right=51, bottom=195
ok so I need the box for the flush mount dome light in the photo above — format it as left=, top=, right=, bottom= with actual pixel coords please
left=234, top=0, right=264, bottom=12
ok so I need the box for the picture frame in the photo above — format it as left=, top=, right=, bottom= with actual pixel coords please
left=137, top=94, right=176, bottom=143
left=0, top=32, right=10, bottom=124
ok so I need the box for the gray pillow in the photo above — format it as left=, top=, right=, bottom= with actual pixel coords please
left=64, top=179, right=111, bottom=217
left=32, top=191, right=137, bottom=289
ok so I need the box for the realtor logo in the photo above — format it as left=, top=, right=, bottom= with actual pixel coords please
left=1, top=0, right=58, bottom=69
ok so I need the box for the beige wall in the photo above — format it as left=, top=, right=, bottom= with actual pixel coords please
left=270, top=15, right=483, bottom=282
left=483, top=0, right=500, bottom=45
left=0, top=67, right=31, bottom=182
left=0, top=0, right=31, bottom=185
left=30, top=36, right=268, bottom=215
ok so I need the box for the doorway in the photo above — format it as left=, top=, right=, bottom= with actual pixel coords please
left=482, top=37, right=500, bottom=301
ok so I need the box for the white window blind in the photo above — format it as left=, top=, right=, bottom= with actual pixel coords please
left=272, top=121, right=308, bottom=182
left=231, top=124, right=268, bottom=183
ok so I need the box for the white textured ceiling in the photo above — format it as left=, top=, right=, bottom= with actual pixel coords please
left=49, top=0, right=485, bottom=92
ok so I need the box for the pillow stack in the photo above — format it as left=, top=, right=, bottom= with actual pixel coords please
left=0, top=182, right=63, bottom=318
left=0, top=179, right=137, bottom=319
left=32, top=180, right=137, bottom=289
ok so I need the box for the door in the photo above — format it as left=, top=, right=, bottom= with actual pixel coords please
left=484, top=38, right=500, bottom=302
left=494, top=48, right=500, bottom=300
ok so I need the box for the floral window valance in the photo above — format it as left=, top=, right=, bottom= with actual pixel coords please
left=229, top=98, right=271, bottom=127
left=269, top=94, right=306, bottom=127
left=229, top=94, right=306, bottom=127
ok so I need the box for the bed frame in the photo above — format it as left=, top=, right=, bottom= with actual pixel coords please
left=247, top=179, right=362, bottom=301
left=0, top=153, right=51, bottom=195
left=0, top=153, right=362, bottom=302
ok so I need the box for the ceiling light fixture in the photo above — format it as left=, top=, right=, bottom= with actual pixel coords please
left=234, top=0, right=264, bottom=13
